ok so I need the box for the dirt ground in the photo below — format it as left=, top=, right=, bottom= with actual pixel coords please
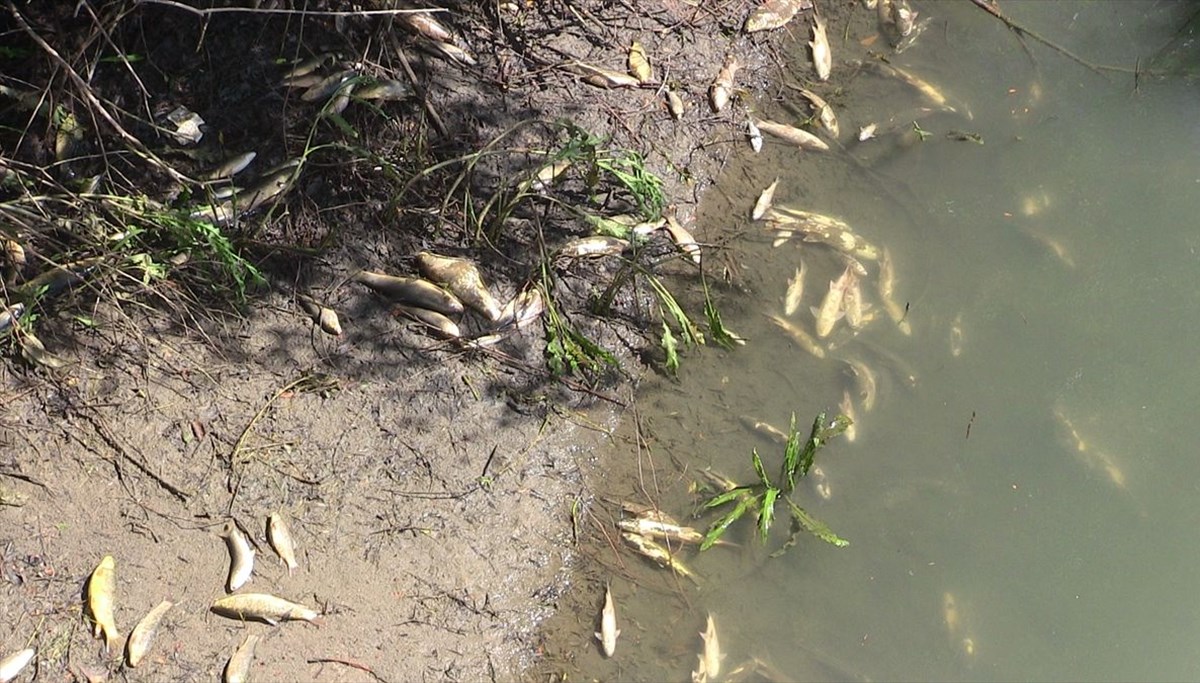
left=0, top=0, right=811, bottom=680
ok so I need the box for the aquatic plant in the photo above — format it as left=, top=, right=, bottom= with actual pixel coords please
left=700, top=412, right=850, bottom=555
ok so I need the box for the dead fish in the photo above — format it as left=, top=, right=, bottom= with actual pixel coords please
left=809, top=464, right=832, bottom=500
left=842, top=276, right=866, bottom=330
left=283, top=53, right=334, bottom=80
left=222, top=521, right=255, bottom=592
left=525, top=158, right=572, bottom=193
left=0, top=648, right=35, bottom=683
left=628, top=41, right=653, bottom=83
left=164, top=106, right=203, bottom=145
left=16, top=256, right=102, bottom=301
left=354, top=79, right=414, bottom=101
left=752, top=178, right=780, bottom=221
left=621, top=532, right=699, bottom=582
left=810, top=14, right=832, bottom=81
left=496, top=287, right=545, bottom=330
left=752, top=118, right=830, bottom=152
left=125, top=600, right=174, bottom=668
left=570, top=61, right=642, bottom=89
left=855, top=59, right=956, bottom=113
left=268, top=513, right=299, bottom=574
left=422, top=40, right=477, bottom=67
left=664, top=215, right=702, bottom=264
left=415, top=252, right=502, bottom=321
left=618, top=517, right=708, bottom=546
left=556, top=235, right=630, bottom=259
left=858, top=123, right=878, bottom=141
left=783, top=262, right=806, bottom=316
left=223, top=633, right=260, bottom=683
left=281, top=71, right=325, bottom=89
left=3, top=239, right=25, bottom=270
left=301, top=69, right=357, bottom=102
left=798, top=88, right=840, bottom=139
left=86, top=555, right=121, bottom=653
left=1052, top=405, right=1129, bottom=492
left=739, top=415, right=789, bottom=444
left=621, top=501, right=683, bottom=526
left=747, top=118, right=763, bottom=153
left=813, top=265, right=854, bottom=338
left=1022, top=228, right=1075, bottom=268
left=352, top=270, right=464, bottom=316
left=666, top=89, right=685, bottom=119
left=297, top=295, right=342, bottom=336
left=942, top=591, right=960, bottom=637
left=238, top=160, right=302, bottom=212
left=877, top=248, right=913, bottom=335
left=211, top=593, right=318, bottom=625
left=839, top=390, right=859, bottom=442
left=399, top=11, right=454, bottom=43
left=841, top=356, right=878, bottom=412
left=765, top=313, right=825, bottom=359
left=204, top=152, right=256, bottom=180
left=0, top=303, right=27, bottom=339
left=393, top=304, right=462, bottom=339
left=950, top=312, right=964, bottom=357
left=744, top=0, right=811, bottom=33
left=709, top=55, right=739, bottom=113
left=595, top=584, right=620, bottom=657
left=20, top=332, right=65, bottom=369
left=700, top=613, right=724, bottom=681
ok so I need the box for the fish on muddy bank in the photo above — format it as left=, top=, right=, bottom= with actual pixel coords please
left=744, top=0, right=811, bottom=33
left=297, top=294, right=342, bottom=336
left=211, top=593, right=319, bottom=625
left=621, top=532, right=699, bottom=582
left=222, top=521, right=255, bottom=592
left=125, top=600, right=174, bottom=668
left=595, top=584, right=620, bottom=657
left=415, top=251, right=502, bottom=321
left=393, top=304, right=462, bottom=339
left=0, top=648, right=35, bottom=683
left=268, top=513, right=299, bottom=574
left=353, top=270, right=463, bottom=316
left=710, top=55, right=739, bottom=113
left=752, top=118, right=830, bottom=152
left=797, top=87, right=839, bottom=139
left=556, top=235, right=630, bottom=259
left=223, top=633, right=260, bottom=683
left=752, top=178, right=780, bottom=221
left=86, top=555, right=121, bottom=653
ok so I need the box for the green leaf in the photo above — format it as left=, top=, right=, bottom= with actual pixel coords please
left=701, top=495, right=754, bottom=551
left=751, top=448, right=772, bottom=488
left=786, top=498, right=848, bottom=548
left=647, top=275, right=703, bottom=346
left=797, top=412, right=826, bottom=480
left=661, top=322, right=679, bottom=375
left=782, top=412, right=801, bottom=493
left=704, top=486, right=752, bottom=510
left=758, top=487, right=779, bottom=542
left=703, top=280, right=740, bottom=350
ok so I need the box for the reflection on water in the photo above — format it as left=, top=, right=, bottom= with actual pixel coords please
left=583, top=2, right=1200, bottom=681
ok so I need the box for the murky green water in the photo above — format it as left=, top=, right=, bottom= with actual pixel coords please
left=587, top=2, right=1200, bottom=681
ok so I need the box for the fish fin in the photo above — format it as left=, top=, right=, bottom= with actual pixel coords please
left=104, top=629, right=123, bottom=654
left=594, top=631, right=602, bottom=642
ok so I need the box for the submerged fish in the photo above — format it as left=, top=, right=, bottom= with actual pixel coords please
left=223, top=633, right=260, bottom=683
left=595, top=584, right=620, bottom=657
left=222, top=521, right=255, bottom=592
left=125, top=600, right=174, bottom=668
left=809, top=463, right=832, bottom=500
left=268, top=513, right=299, bottom=574
left=86, top=555, right=121, bottom=653
left=766, top=207, right=878, bottom=260
left=813, top=265, right=854, bottom=338
left=752, top=118, right=830, bottom=151
left=942, top=591, right=960, bottom=636
left=1052, top=405, right=1129, bottom=492
left=783, top=262, right=806, bottom=316
left=415, top=251, right=502, bottom=321
left=622, top=532, right=699, bottom=582
left=810, top=14, right=832, bottom=81
left=765, top=313, right=825, bottom=359
left=752, top=178, right=780, bottom=221
left=949, top=312, right=965, bottom=357
left=211, top=593, right=318, bottom=625
left=839, top=390, right=859, bottom=442
left=842, top=276, right=867, bottom=330
left=700, top=613, right=723, bottom=680
left=877, top=248, right=913, bottom=335
left=353, top=270, right=463, bottom=316
left=798, top=88, right=840, bottom=138
left=841, top=356, right=878, bottom=412
left=618, top=516, right=707, bottom=546
left=856, top=59, right=957, bottom=114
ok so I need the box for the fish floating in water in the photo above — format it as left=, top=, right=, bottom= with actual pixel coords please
left=877, top=248, right=913, bottom=335
left=752, top=178, right=780, bottom=221
left=622, top=531, right=699, bottom=582
left=766, top=313, right=826, bottom=359
left=692, top=612, right=724, bottom=682
left=595, top=584, right=620, bottom=657
left=797, top=88, right=840, bottom=139
left=783, top=261, right=806, bottom=317
left=766, top=206, right=879, bottom=261
left=813, top=265, right=855, bottom=338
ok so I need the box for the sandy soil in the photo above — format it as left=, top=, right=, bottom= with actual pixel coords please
left=0, top=0, right=805, bottom=680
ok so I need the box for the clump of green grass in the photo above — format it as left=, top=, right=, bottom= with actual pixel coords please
left=700, top=412, right=851, bottom=556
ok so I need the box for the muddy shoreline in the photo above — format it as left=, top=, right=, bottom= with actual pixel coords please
left=0, top=1, right=806, bottom=680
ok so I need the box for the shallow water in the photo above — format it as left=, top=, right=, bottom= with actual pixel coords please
left=589, top=2, right=1200, bottom=681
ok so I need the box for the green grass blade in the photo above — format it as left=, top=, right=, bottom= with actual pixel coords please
left=661, top=321, right=680, bottom=375
left=758, top=486, right=779, bottom=542
left=703, top=487, right=753, bottom=509
left=785, top=498, right=848, bottom=548
left=702, top=495, right=754, bottom=551
left=782, top=412, right=801, bottom=492
left=751, top=448, right=771, bottom=488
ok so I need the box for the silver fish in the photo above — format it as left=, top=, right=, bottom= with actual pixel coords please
left=204, top=151, right=256, bottom=180
left=752, top=118, right=830, bottom=151
left=399, top=11, right=455, bottom=43
left=783, top=262, right=806, bottom=316
left=223, top=633, right=260, bottom=683
left=798, top=88, right=840, bottom=138
left=394, top=304, right=462, bottom=339
left=877, top=248, right=913, bottom=335
left=211, top=593, right=318, bottom=625
left=839, top=390, right=858, bottom=442
left=765, top=313, right=825, bottom=359
left=556, top=235, right=630, bottom=259
left=125, top=600, right=174, bottom=668
left=301, top=69, right=357, bottom=102
left=268, top=513, right=299, bottom=574
left=222, top=521, right=255, bottom=592
left=709, top=55, right=739, bottom=113
left=595, top=584, right=620, bottom=657
left=283, top=53, right=334, bottom=80
left=353, top=270, right=464, bottom=316
left=354, top=79, right=414, bottom=101
left=813, top=265, right=854, bottom=338
left=415, top=251, right=502, bottom=321
left=752, top=178, right=780, bottom=221
left=0, top=648, right=35, bottom=683
left=810, top=14, right=832, bottom=81
left=297, top=295, right=342, bottom=336
left=622, top=532, right=699, bottom=582
left=700, top=613, right=723, bottom=680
